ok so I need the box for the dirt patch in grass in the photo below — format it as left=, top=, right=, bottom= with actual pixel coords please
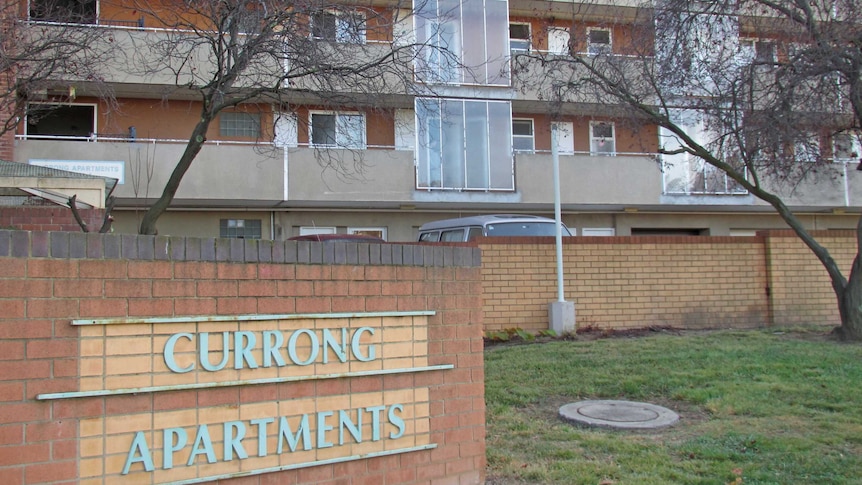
left=484, top=325, right=841, bottom=350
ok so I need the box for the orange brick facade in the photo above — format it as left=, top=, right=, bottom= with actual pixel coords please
left=479, top=232, right=857, bottom=333
left=0, top=230, right=485, bottom=485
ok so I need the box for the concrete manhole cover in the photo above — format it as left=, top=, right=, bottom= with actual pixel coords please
left=559, top=400, right=679, bottom=430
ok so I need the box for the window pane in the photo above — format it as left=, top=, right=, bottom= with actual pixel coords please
left=311, top=114, right=337, bottom=145
left=488, top=102, right=514, bottom=189
left=30, top=0, right=96, bottom=23
left=834, top=133, right=859, bottom=160
left=416, top=99, right=442, bottom=187
left=485, top=0, right=511, bottom=85
left=312, top=12, right=337, bottom=40
left=512, top=120, right=533, bottom=136
left=592, top=122, right=613, bottom=138
left=220, top=219, right=262, bottom=239
left=337, top=114, right=365, bottom=148
left=509, top=24, right=530, bottom=51
left=589, top=30, right=610, bottom=44
left=336, top=12, right=365, bottom=43
left=26, top=104, right=95, bottom=138
left=220, top=112, right=260, bottom=138
left=465, top=101, right=489, bottom=188
left=441, top=100, right=465, bottom=188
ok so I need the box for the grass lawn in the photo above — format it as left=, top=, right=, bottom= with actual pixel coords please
left=484, top=327, right=862, bottom=484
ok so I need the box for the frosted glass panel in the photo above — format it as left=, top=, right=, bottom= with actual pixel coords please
left=441, top=100, right=465, bottom=188
left=465, top=101, right=489, bottom=187
left=485, top=0, right=510, bottom=85
left=488, top=102, right=513, bottom=189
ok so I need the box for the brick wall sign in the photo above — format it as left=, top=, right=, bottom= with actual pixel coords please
left=37, top=311, right=450, bottom=484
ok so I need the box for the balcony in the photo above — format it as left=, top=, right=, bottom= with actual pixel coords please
left=14, top=135, right=858, bottom=212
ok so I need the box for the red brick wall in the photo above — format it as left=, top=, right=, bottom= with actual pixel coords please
left=0, top=207, right=107, bottom=232
left=0, top=231, right=485, bottom=484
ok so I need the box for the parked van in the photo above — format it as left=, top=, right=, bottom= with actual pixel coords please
left=417, top=214, right=572, bottom=242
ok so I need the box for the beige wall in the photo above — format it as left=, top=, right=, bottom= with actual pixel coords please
left=479, top=230, right=856, bottom=333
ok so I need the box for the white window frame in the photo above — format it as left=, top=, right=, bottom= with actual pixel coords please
left=311, top=9, right=366, bottom=44
left=509, top=22, right=531, bottom=52
left=309, top=111, right=366, bottom=149
left=348, top=227, right=387, bottom=240
left=299, top=226, right=336, bottom=236
left=590, top=121, right=616, bottom=156
left=512, top=118, right=535, bottom=153
left=587, top=27, right=612, bottom=56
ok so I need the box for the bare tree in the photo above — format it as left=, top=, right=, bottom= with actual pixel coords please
left=0, top=0, right=117, bottom=138
left=516, top=0, right=862, bottom=339
left=112, top=0, right=438, bottom=235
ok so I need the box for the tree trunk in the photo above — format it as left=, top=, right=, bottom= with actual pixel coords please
left=835, top=218, right=862, bottom=341
left=138, top=117, right=212, bottom=235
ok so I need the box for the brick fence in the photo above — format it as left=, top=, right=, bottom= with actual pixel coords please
left=480, top=231, right=857, bottom=333
left=0, top=207, right=107, bottom=233
left=0, top=230, right=485, bottom=485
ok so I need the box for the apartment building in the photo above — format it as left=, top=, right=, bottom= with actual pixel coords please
left=4, top=0, right=860, bottom=241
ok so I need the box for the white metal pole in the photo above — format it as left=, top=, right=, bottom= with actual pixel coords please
left=551, top=124, right=565, bottom=302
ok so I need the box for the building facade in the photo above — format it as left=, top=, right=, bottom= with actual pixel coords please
left=5, top=0, right=860, bottom=241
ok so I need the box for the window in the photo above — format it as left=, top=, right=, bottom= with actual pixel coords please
left=416, top=98, right=514, bottom=190
left=310, top=112, right=366, bottom=148
left=548, top=27, right=571, bottom=55
left=512, top=119, right=535, bottom=152
left=509, top=23, right=531, bottom=52
left=220, top=219, right=262, bottom=239
left=795, top=134, right=820, bottom=162
left=833, top=132, right=861, bottom=162
left=582, top=228, right=615, bottom=236
left=414, top=0, right=509, bottom=86
left=441, top=229, right=465, bottom=242
left=26, top=104, right=95, bottom=139
left=590, top=122, right=615, bottom=156
left=219, top=112, right=260, bottom=138
left=348, top=227, right=387, bottom=240
left=587, top=28, right=611, bottom=56
left=312, top=10, right=365, bottom=44
left=30, top=0, right=96, bottom=23
left=740, top=39, right=776, bottom=64
left=299, top=226, right=336, bottom=236
left=418, top=231, right=440, bottom=242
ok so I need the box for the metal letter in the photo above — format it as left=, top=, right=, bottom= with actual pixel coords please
left=122, top=432, right=155, bottom=474
left=365, top=405, right=386, bottom=441
left=277, top=415, right=312, bottom=453
left=388, top=404, right=405, bottom=439
left=316, top=411, right=334, bottom=448
left=287, top=329, right=319, bottom=366
left=187, top=424, right=217, bottom=466
left=351, top=327, right=377, bottom=362
left=250, top=417, right=274, bottom=457
left=163, top=427, right=188, bottom=469
left=262, top=330, right=286, bottom=367
left=199, top=332, right=230, bottom=372
left=164, top=333, right=194, bottom=373
left=233, top=331, right=258, bottom=370
left=223, top=421, right=249, bottom=461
